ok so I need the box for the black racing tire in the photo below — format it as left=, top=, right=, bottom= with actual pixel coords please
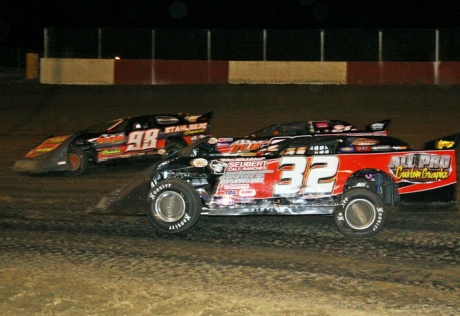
left=147, top=179, right=202, bottom=233
left=178, top=137, right=212, bottom=157
left=334, top=189, right=386, bottom=238
left=64, top=146, right=88, bottom=176
left=164, top=141, right=185, bottom=157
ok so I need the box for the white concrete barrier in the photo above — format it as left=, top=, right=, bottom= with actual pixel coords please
left=40, top=58, right=114, bottom=85
left=228, top=61, right=347, bottom=84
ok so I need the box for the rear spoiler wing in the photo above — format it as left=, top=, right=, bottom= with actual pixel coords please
left=424, top=132, right=460, bottom=150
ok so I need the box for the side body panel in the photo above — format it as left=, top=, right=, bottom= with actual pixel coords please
left=204, top=150, right=457, bottom=206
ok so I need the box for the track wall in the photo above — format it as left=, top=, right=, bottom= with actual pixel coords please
left=39, top=59, right=460, bottom=86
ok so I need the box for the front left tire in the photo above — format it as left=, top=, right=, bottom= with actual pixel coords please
left=65, top=146, right=88, bottom=176
left=147, top=179, right=202, bottom=233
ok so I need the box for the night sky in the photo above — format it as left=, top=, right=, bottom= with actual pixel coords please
left=1, top=0, right=459, bottom=50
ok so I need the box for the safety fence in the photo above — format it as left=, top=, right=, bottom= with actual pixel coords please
left=5, top=27, right=460, bottom=84
left=44, top=28, right=460, bottom=62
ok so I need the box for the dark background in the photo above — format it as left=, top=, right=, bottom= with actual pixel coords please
left=1, top=0, right=460, bottom=50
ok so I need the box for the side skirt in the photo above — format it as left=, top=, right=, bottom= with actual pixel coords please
left=202, top=205, right=336, bottom=216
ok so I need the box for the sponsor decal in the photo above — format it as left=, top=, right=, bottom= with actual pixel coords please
left=210, top=158, right=268, bottom=174
left=184, top=129, right=206, bottom=135
left=227, top=160, right=268, bottom=172
left=208, top=137, right=219, bottom=144
left=352, top=138, right=379, bottom=146
left=354, top=146, right=371, bottom=152
left=191, top=158, right=208, bottom=168
left=371, top=145, right=391, bottom=151
left=48, top=136, right=69, bottom=143
left=314, top=121, right=329, bottom=129
left=436, top=140, right=455, bottom=149
left=339, top=146, right=355, bottom=153
left=228, top=140, right=264, bottom=153
left=97, top=135, right=125, bottom=144
left=101, top=149, right=121, bottom=155
left=218, top=138, right=234, bottom=142
left=216, top=189, right=237, bottom=196
left=389, top=154, right=452, bottom=183
left=209, top=160, right=229, bottom=174
left=35, top=147, right=54, bottom=153
left=219, top=171, right=265, bottom=184
left=223, top=184, right=249, bottom=189
left=239, top=189, right=256, bottom=197
left=164, top=123, right=208, bottom=134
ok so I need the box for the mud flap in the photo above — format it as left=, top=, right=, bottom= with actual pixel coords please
left=88, top=159, right=165, bottom=215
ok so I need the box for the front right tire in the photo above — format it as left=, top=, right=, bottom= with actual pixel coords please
left=164, top=141, right=185, bottom=157
left=178, top=137, right=213, bottom=157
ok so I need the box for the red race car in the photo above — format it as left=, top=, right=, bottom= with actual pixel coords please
left=142, top=129, right=460, bottom=238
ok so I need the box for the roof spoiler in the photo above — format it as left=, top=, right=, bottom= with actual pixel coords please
left=365, top=119, right=391, bottom=132
left=182, top=111, right=213, bottom=123
left=197, top=111, right=213, bottom=122
left=424, top=132, right=460, bottom=150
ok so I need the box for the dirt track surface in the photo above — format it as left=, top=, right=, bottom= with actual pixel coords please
left=1, top=83, right=460, bottom=315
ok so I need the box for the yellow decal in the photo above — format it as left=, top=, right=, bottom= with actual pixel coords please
left=101, top=149, right=122, bottom=155
left=48, top=136, right=69, bottom=143
left=436, top=140, right=455, bottom=149
left=35, top=147, right=54, bottom=153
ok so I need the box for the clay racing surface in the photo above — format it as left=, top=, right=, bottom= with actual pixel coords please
left=1, top=83, right=460, bottom=315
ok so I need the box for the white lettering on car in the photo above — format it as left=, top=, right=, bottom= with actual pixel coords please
left=127, top=128, right=160, bottom=152
left=274, top=156, right=339, bottom=196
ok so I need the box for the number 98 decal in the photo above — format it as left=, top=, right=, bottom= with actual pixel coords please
left=274, top=156, right=339, bottom=196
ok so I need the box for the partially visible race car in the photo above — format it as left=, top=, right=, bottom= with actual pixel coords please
left=13, top=112, right=212, bottom=176
left=179, top=119, right=390, bottom=157
left=142, top=129, right=460, bottom=238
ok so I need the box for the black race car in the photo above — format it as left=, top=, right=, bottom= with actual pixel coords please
left=13, top=112, right=212, bottom=176
left=179, top=119, right=390, bottom=157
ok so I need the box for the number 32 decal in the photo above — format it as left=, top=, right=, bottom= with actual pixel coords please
left=274, top=156, right=339, bottom=196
